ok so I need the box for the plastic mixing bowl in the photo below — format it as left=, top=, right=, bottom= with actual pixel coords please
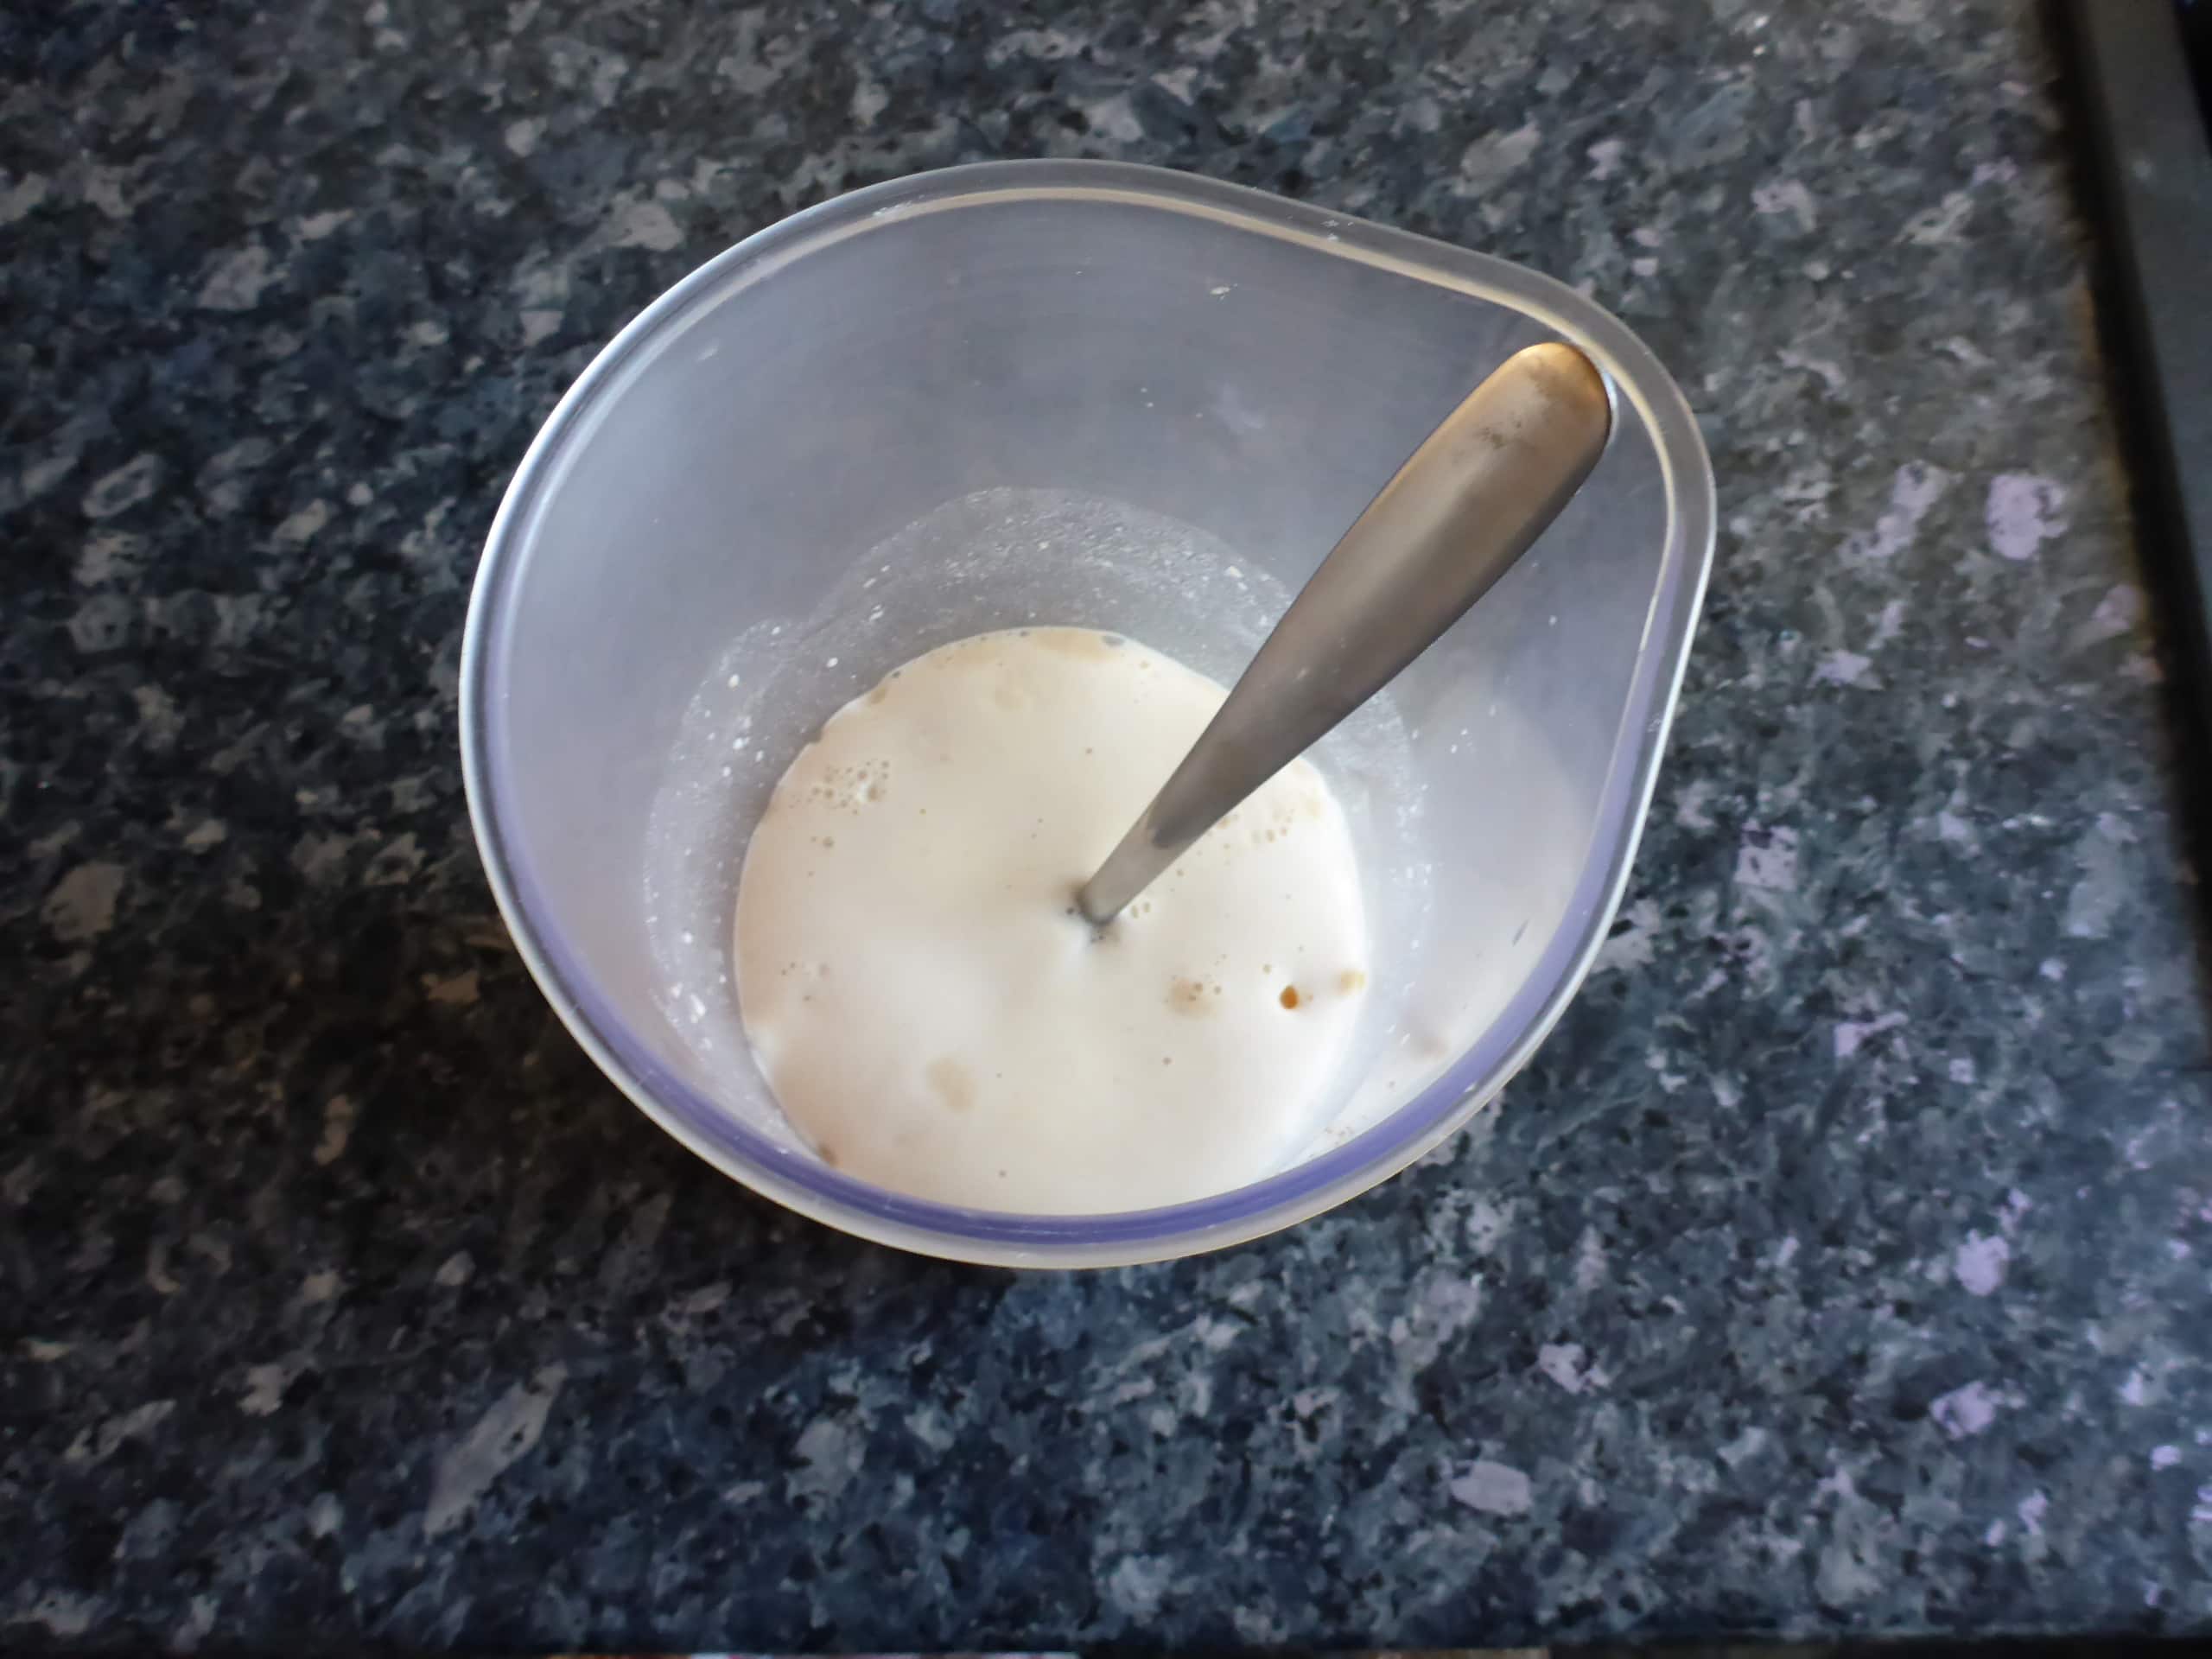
left=460, top=160, right=1715, bottom=1267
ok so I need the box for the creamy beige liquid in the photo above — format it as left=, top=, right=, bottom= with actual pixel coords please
left=733, top=628, right=1370, bottom=1213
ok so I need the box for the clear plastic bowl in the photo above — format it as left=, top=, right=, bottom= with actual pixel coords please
left=460, top=160, right=1714, bottom=1267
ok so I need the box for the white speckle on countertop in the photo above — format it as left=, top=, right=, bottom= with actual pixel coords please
left=423, top=1366, right=567, bottom=1538
left=1955, top=1231, right=2011, bottom=1297
left=1986, top=473, right=2069, bottom=562
left=1930, top=1379, right=2001, bottom=1439
left=1447, top=1458, right=1533, bottom=1516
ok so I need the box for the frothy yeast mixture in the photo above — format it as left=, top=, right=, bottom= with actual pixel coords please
left=733, top=627, right=1370, bottom=1213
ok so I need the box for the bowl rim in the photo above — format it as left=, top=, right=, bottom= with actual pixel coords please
left=459, top=158, right=1717, bottom=1268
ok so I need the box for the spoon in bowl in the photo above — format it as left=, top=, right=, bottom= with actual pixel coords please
left=1077, top=340, right=1614, bottom=926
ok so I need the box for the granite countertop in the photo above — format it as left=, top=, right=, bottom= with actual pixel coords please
left=6, top=0, right=2211, bottom=1649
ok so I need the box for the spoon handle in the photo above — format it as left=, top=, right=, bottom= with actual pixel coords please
left=1077, top=340, right=1613, bottom=925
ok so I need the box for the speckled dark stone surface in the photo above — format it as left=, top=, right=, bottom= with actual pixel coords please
left=5, top=0, right=2211, bottom=1649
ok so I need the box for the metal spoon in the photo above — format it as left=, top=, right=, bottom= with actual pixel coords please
left=1077, top=340, right=1614, bottom=926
